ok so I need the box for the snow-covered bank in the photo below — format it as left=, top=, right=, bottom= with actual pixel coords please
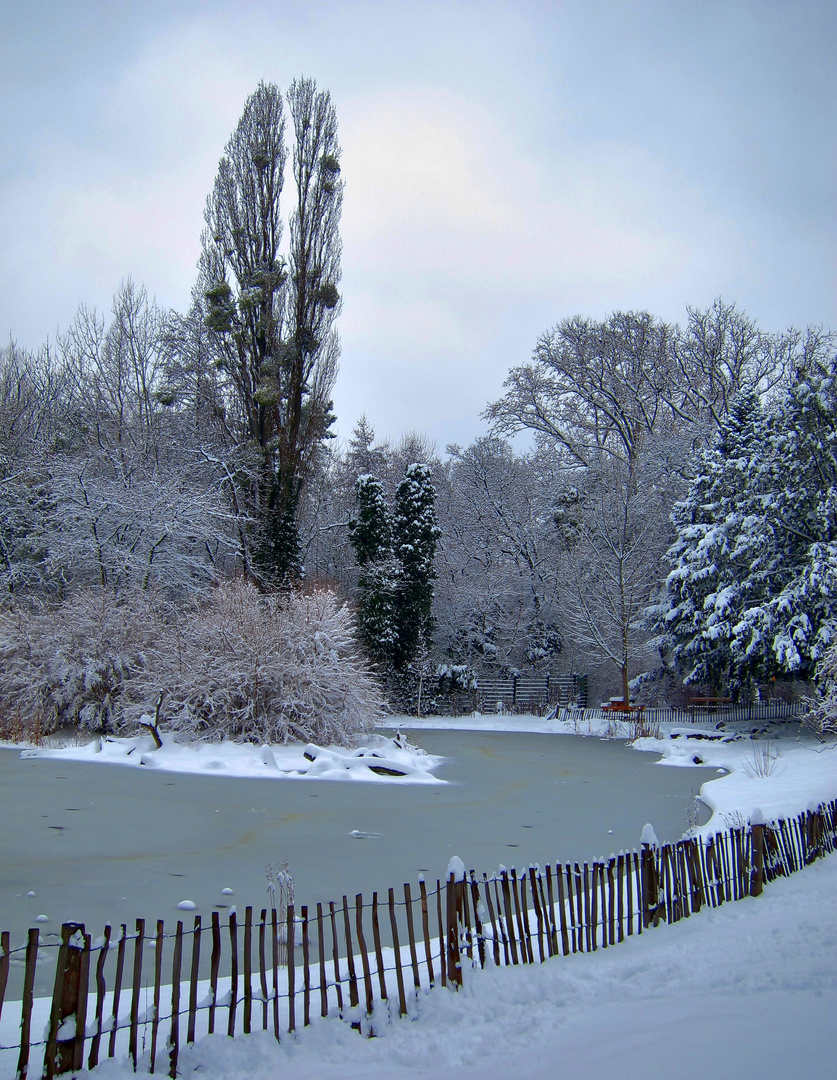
left=7, top=731, right=444, bottom=784
left=77, top=850, right=837, bottom=1080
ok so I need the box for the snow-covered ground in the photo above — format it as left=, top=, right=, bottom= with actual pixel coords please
left=8, top=730, right=444, bottom=784
left=3, top=715, right=835, bottom=1079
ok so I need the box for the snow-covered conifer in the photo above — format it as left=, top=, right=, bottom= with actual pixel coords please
left=392, top=463, right=441, bottom=671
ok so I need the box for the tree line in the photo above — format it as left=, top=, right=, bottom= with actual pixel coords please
left=1, top=78, right=835, bottom=738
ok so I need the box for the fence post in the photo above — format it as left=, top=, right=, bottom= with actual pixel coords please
left=640, top=828, right=660, bottom=929
left=751, top=815, right=765, bottom=897
left=445, top=873, right=462, bottom=988
left=43, top=922, right=86, bottom=1079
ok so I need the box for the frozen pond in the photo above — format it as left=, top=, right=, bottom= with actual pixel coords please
left=1, top=729, right=712, bottom=962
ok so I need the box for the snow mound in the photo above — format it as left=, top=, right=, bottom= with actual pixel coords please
left=15, top=731, right=445, bottom=785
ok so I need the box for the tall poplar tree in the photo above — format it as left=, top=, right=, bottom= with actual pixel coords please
left=200, top=79, right=343, bottom=584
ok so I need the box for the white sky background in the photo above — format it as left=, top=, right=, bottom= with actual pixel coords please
left=1, top=0, right=835, bottom=450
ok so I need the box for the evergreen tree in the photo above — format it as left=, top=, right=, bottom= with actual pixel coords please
left=656, top=388, right=773, bottom=692
left=392, top=463, right=441, bottom=671
left=348, top=474, right=397, bottom=666
left=656, top=353, right=837, bottom=693
left=349, top=463, right=441, bottom=682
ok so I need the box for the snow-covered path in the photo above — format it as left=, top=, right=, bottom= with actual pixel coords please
left=88, top=849, right=836, bottom=1079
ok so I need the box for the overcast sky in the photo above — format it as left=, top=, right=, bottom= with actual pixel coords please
left=2, top=0, right=834, bottom=451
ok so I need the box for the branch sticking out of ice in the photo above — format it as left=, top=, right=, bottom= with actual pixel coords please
left=447, top=855, right=466, bottom=881
left=640, top=823, right=659, bottom=847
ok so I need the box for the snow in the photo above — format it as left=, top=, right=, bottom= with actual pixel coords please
left=3, top=713, right=836, bottom=1078
left=44, top=851, right=836, bottom=1079
left=9, top=730, right=444, bottom=785
left=446, top=855, right=466, bottom=882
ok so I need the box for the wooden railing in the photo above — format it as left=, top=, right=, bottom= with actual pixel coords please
left=1, top=800, right=835, bottom=1078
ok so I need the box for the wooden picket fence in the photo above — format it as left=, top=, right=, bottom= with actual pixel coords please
left=1, top=799, right=835, bottom=1078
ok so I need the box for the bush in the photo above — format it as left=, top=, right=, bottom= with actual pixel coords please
left=154, top=582, right=385, bottom=743
left=0, top=581, right=386, bottom=743
left=0, top=589, right=157, bottom=734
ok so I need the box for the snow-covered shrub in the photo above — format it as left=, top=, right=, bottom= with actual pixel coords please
left=0, top=581, right=385, bottom=744
left=150, top=581, right=386, bottom=744
left=0, top=589, right=157, bottom=734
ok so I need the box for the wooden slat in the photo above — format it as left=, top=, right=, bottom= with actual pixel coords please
left=341, top=896, right=359, bottom=1012
left=607, top=859, right=616, bottom=945
left=510, top=869, right=528, bottom=963
left=565, top=865, right=578, bottom=952
left=243, top=907, right=253, bottom=1035
left=44, top=924, right=70, bottom=1080
left=590, top=864, right=599, bottom=951
left=555, top=865, right=570, bottom=956
left=16, top=928, right=38, bottom=1080
left=460, top=874, right=474, bottom=963
left=468, top=872, right=487, bottom=968
left=419, top=879, right=435, bottom=985
left=436, top=881, right=447, bottom=986
left=492, top=876, right=510, bottom=966
left=0, top=930, right=9, bottom=1027
left=371, top=893, right=388, bottom=1004
left=678, top=843, right=692, bottom=916
left=528, top=867, right=547, bottom=962
left=328, top=901, right=344, bottom=1014
left=582, top=864, right=592, bottom=952
left=574, top=864, right=585, bottom=950
left=150, top=918, right=164, bottom=1072
left=535, top=869, right=553, bottom=959
left=129, top=918, right=145, bottom=1071
left=518, top=871, right=534, bottom=963
left=389, top=887, right=408, bottom=1016
left=544, top=866, right=558, bottom=957
left=482, top=874, right=502, bottom=967
left=616, top=855, right=625, bottom=942
left=109, top=924, right=127, bottom=1059
left=355, top=894, right=374, bottom=1016
left=208, top=912, right=221, bottom=1035
left=317, top=904, right=328, bottom=1019
left=187, top=916, right=201, bottom=1045
left=73, top=931, right=91, bottom=1073
left=632, top=851, right=641, bottom=934
left=286, top=905, right=295, bottom=1034
left=87, top=923, right=111, bottom=1070
left=168, top=921, right=183, bottom=1080
left=446, top=874, right=462, bottom=986
left=258, top=909, right=268, bottom=1032
left=500, top=871, right=519, bottom=965
left=662, top=846, right=673, bottom=924
left=228, top=911, right=238, bottom=1037
left=301, top=906, right=311, bottom=1027
left=404, top=883, right=422, bottom=990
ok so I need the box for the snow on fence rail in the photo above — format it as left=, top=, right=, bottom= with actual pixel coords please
left=1, top=800, right=835, bottom=1078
